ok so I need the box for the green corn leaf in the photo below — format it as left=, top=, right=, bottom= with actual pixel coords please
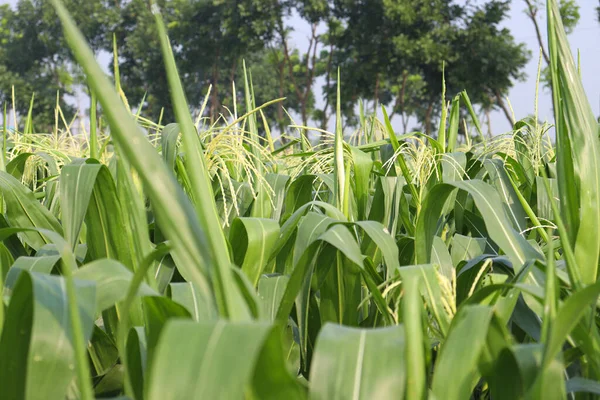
left=51, top=0, right=217, bottom=316
left=416, top=181, right=541, bottom=270
left=402, top=274, right=427, bottom=400
left=0, top=271, right=95, bottom=400
left=229, top=217, right=280, bottom=286
left=484, top=159, right=527, bottom=233
left=548, top=0, right=600, bottom=285
left=168, top=282, right=217, bottom=322
left=447, top=95, right=460, bottom=153
left=431, top=305, right=494, bottom=400
left=151, top=2, right=250, bottom=318
left=333, top=70, right=346, bottom=214
left=0, top=171, right=62, bottom=249
left=146, top=320, right=286, bottom=400
left=309, top=324, right=406, bottom=400
left=72, top=259, right=157, bottom=315
left=257, top=275, right=290, bottom=321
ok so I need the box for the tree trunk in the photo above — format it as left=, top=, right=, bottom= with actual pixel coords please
left=210, top=65, right=220, bottom=123
left=523, top=0, right=556, bottom=114
left=424, top=102, right=434, bottom=135
left=485, top=107, right=492, bottom=136
left=319, top=43, right=335, bottom=134
left=277, top=57, right=287, bottom=144
left=495, top=89, right=514, bottom=126
left=210, top=51, right=221, bottom=123
left=374, top=73, right=380, bottom=112
left=523, top=0, right=550, bottom=65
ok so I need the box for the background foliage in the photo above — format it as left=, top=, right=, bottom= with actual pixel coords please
left=0, top=0, right=600, bottom=399
left=0, top=0, right=542, bottom=134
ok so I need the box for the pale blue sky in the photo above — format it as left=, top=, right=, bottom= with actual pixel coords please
left=2, top=0, right=598, bottom=134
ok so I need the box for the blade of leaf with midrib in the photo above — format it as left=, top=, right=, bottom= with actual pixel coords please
left=478, top=313, right=523, bottom=399
left=288, top=212, right=336, bottom=365
left=415, top=181, right=541, bottom=270
left=168, top=282, right=217, bottom=322
left=333, top=69, right=346, bottom=214
left=60, top=158, right=102, bottom=249
left=89, top=325, right=119, bottom=377
left=536, top=176, right=559, bottom=221
left=160, top=123, right=180, bottom=171
left=431, top=305, right=494, bottom=400
left=0, top=271, right=96, bottom=400
left=0, top=270, right=32, bottom=399
left=72, top=259, right=157, bottom=315
left=451, top=234, right=486, bottom=268
left=50, top=0, right=215, bottom=315
left=248, top=326, right=307, bottom=400
left=0, top=171, right=63, bottom=249
left=431, top=236, right=453, bottom=282
left=257, top=275, right=290, bottom=321
left=309, top=324, right=406, bottom=400
left=566, top=378, right=600, bottom=395
left=293, top=212, right=337, bottom=268
left=115, top=150, right=156, bottom=287
left=451, top=180, right=540, bottom=268
left=268, top=201, right=346, bottom=268
left=126, top=327, right=147, bottom=400
left=350, top=146, right=373, bottom=221
left=265, top=173, right=290, bottom=221
left=283, top=175, right=316, bottom=221
left=540, top=280, right=600, bottom=373
left=402, top=274, right=426, bottom=400
left=6, top=152, right=34, bottom=180
left=5, top=152, right=59, bottom=211
left=9, top=255, right=60, bottom=277
left=397, top=264, right=451, bottom=337
left=151, top=3, right=249, bottom=318
left=446, top=94, right=460, bottom=153
left=483, top=159, right=527, bottom=233
left=460, top=91, right=485, bottom=142
left=318, top=244, right=362, bottom=327
left=81, top=157, right=136, bottom=271
left=355, top=220, right=399, bottom=278
left=440, top=152, right=466, bottom=217
left=142, top=296, right=191, bottom=374
left=92, top=365, right=125, bottom=398
left=548, top=0, right=600, bottom=285
left=0, top=215, right=27, bottom=259
left=229, top=217, right=280, bottom=286
left=0, top=243, right=12, bottom=334
left=146, top=320, right=274, bottom=400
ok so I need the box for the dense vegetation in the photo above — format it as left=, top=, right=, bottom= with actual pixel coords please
left=0, top=0, right=536, bottom=134
left=0, top=0, right=599, bottom=399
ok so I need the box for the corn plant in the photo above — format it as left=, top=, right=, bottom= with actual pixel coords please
left=0, top=0, right=599, bottom=399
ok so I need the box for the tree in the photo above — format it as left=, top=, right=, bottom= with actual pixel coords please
left=0, top=0, right=118, bottom=131
left=522, top=0, right=580, bottom=99
left=326, top=0, right=528, bottom=133
left=1, top=0, right=531, bottom=139
left=113, top=0, right=282, bottom=123
left=449, top=1, right=529, bottom=126
left=244, top=47, right=311, bottom=136
left=271, top=0, right=336, bottom=131
left=523, top=0, right=579, bottom=63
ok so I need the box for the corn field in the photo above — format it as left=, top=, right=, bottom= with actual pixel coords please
left=0, top=0, right=599, bottom=399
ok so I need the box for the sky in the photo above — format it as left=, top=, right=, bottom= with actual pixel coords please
left=2, top=0, right=599, bottom=134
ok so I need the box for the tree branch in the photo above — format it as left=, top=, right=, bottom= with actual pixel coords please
left=523, top=0, right=550, bottom=65
left=495, top=89, right=515, bottom=126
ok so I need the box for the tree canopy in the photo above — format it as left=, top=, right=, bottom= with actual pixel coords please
left=0, top=0, right=119, bottom=129
left=0, top=0, right=540, bottom=135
